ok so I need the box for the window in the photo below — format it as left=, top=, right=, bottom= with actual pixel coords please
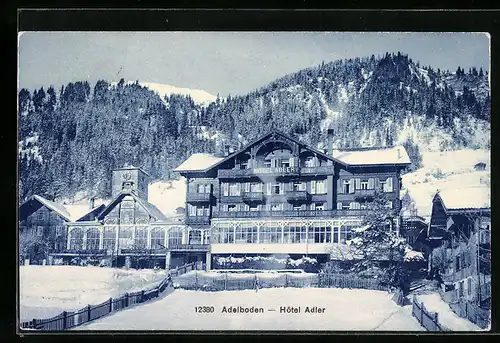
left=37, top=226, right=44, bottom=236
left=86, top=228, right=101, bottom=250
left=135, top=228, right=147, bottom=249
left=459, top=281, right=464, bottom=297
left=264, top=160, right=272, bottom=168
left=381, top=177, right=394, bottom=192
left=37, top=211, right=44, bottom=221
left=55, top=226, right=63, bottom=237
left=259, top=227, right=271, bottom=243
left=222, top=183, right=229, bottom=196
left=310, top=180, right=317, bottom=194
left=311, top=224, right=331, bottom=243
left=228, top=205, right=237, bottom=212
left=188, top=204, right=197, bottom=216
left=189, top=230, right=202, bottom=244
left=250, top=182, right=263, bottom=193
left=249, top=205, right=259, bottom=211
left=305, top=156, right=316, bottom=167
left=350, top=202, right=361, bottom=210
left=342, top=180, right=352, bottom=194
left=337, top=202, right=342, bottom=210
left=455, top=255, right=461, bottom=271
left=168, top=228, right=183, bottom=246
left=229, top=183, right=240, bottom=196
left=467, top=278, right=472, bottom=296
left=272, top=184, right=281, bottom=195
left=360, top=180, right=369, bottom=190
left=316, top=180, right=326, bottom=194
left=271, top=204, right=282, bottom=211
left=333, top=227, right=339, bottom=243
left=69, top=228, right=84, bottom=250
left=292, top=182, right=306, bottom=191
left=103, top=226, right=116, bottom=251
left=315, top=203, right=324, bottom=211
left=340, top=226, right=353, bottom=243
left=280, top=159, right=290, bottom=168
left=240, top=161, right=249, bottom=169
left=293, top=204, right=303, bottom=211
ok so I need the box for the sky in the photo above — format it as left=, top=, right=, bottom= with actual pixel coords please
left=18, top=32, right=490, bottom=97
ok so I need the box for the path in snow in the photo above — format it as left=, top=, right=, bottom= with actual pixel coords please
left=77, top=288, right=424, bottom=331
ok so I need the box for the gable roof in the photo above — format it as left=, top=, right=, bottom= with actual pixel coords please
left=173, top=153, right=224, bottom=173
left=174, top=130, right=346, bottom=173
left=332, top=145, right=411, bottom=166
left=30, top=195, right=73, bottom=221
left=97, top=190, right=168, bottom=221
left=434, top=186, right=490, bottom=213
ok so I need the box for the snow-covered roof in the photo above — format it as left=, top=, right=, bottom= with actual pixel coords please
left=173, top=153, right=224, bottom=172
left=332, top=145, right=411, bottom=166
left=437, top=186, right=490, bottom=211
left=32, top=195, right=73, bottom=222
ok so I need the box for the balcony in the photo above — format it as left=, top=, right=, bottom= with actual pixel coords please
left=242, top=191, right=266, bottom=203
left=168, top=244, right=210, bottom=252
left=286, top=190, right=310, bottom=202
left=119, top=248, right=167, bottom=255
left=300, top=165, right=335, bottom=175
left=219, top=195, right=243, bottom=203
left=186, top=192, right=211, bottom=203
left=218, top=169, right=253, bottom=178
left=354, top=189, right=377, bottom=198
left=212, top=209, right=367, bottom=219
left=185, top=216, right=211, bottom=225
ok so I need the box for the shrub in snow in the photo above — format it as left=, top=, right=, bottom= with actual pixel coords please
left=214, top=256, right=318, bottom=272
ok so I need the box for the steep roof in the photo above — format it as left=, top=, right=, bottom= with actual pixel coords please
left=173, top=153, right=224, bottom=172
left=97, top=191, right=168, bottom=221
left=174, top=130, right=346, bottom=173
left=332, top=145, right=411, bottom=166
left=32, top=195, right=73, bottom=221
left=435, top=186, right=490, bottom=212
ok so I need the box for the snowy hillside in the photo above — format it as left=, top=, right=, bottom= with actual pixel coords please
left=110, top=81, right=218, bottom=106
left=148, top=178, right=186, bottom=218
left=401, top=149, right=490, bottom=218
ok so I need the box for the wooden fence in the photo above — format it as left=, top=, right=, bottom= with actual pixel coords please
left=411, top=295, right=449, bottom=331
left=20, top=262, right=202, bottom=331
left=174, top=272, right=389, bottom=292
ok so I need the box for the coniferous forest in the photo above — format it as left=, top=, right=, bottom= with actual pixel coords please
left=18, top=53, right=490, bottom=203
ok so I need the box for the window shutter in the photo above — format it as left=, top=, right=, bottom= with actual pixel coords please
left=267, top=183, right=272, bottom=195
left=374, top=178, right=380, bottom=190
left=245, top=182, right=250, bottom=192
left=290, top=157, right=295, bottom=167
left=223, top=183, right=229, bottom=196
left=310, top=180, right=317, bottom=194
left=368, top=178, right=375, bottom=189
left=387, top=177, right=393, bottom=192
left=355, top=178, right=361, bottom=189
left=310, top=203, right=316, bottom=210
left=337, top=202, right=343, bottom=210
left=271, top=159, right=277, bottom=168
left=337, top=179, right=342, bottom=194
left=280, top=183, right=285, bottom=195
left=349, top=179, right=355, bottom=193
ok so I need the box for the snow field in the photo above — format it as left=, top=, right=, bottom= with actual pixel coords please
left=78, top=288, right=424, bottom=331
left=20, top=266, right=168, bottom=322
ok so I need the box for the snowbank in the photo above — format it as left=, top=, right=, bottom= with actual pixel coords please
left=416, top=293, right=483, bottom=331
left=78, top=288, right=423, bottom=331
left=19, top=266, right=167, bottom=322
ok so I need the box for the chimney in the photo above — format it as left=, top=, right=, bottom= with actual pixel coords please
left=89, top=197, right=95, bottom=210
left=327, top=127, right=334, bottom=156
left=225, top=144, right=230, bottom=156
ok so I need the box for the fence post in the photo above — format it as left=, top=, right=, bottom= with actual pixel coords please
left=285, top=274, right=288, bottom=288
left=125, top=293, right=129, bottom=307
left=87, top=304, right=91, bottom=322
left=195, top=271, right=198, bottom=290
left=32, top=319, right=37, bottom=330
left=433, top=312, right=439, bottom=331
left=254, top=275, right=257, bottom=290
left=109, top=298, right=112, bottom=313
left=420, top=302, right=425, bottom=325
left=141, top=290, right=145, bottom=302
left=224, top=273, right=228, bottom=290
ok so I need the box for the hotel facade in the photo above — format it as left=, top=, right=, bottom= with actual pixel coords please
left=174, top=130, right=411, bottom=268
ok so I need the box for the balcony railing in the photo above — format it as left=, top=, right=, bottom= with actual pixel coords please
left=219, top=195, right=243, bottom=203
left=300, top=165, right=335, bottom=175
left=285, top=190, right=310, bottom=202
left=442, top=265, right=474, bottom=283
left=212, top=209, right=367, bottom=219
left=186, top=192, right=211, bottom=203
left=218, top=169, right=253, bottom=178
left=185, top=216, right=211, bottom=225
left=168, top=244, right=210, bottom=252
left=119, top=248, right=166, bottom=255
left=55, top=249, right=107, bottom=255
left=354, top=189, right=377, bottom=197
left=242, top=191, right=266, bottom=203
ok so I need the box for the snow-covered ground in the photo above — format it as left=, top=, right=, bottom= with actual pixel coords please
left=77, top=288, right=424, bottom=331
left=402, top=149, right=490, bottom=218
left=415, top=293, right=485, bottom=331
left=19, top=266, right=168, bottom=322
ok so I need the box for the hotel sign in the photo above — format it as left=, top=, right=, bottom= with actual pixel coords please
left=253, top=167, right=299, bottom=174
